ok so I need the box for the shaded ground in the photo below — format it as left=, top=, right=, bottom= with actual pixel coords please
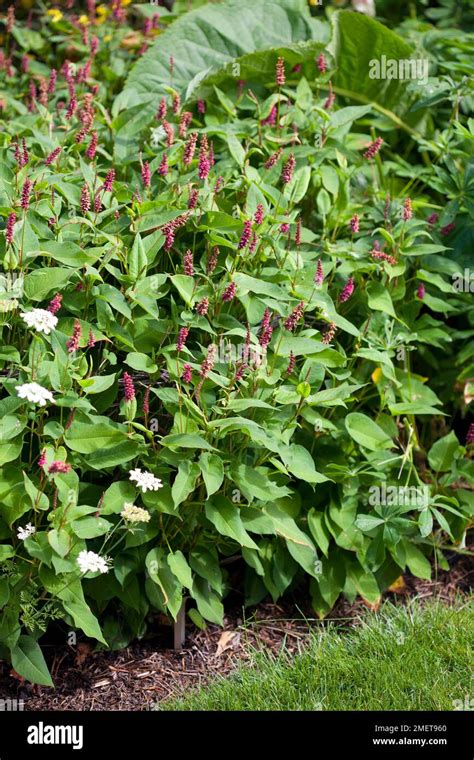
left=0, top=553, right=471, bottom=711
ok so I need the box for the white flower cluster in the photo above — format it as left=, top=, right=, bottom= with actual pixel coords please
left=129, top=468, right=163, bottom=493
left=121, top=502, right=151, bottom=524
left=16, top=382, right=54, bottom=406
left=20, top=308, right=58, bottom=335
left=352, top=0, right=375, bottom=17
left=77, top=550, right=110, bottom=575
left=17, top=523, right=36, bottom=540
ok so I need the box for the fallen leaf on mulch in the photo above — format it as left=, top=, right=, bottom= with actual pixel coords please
left=75, top=643, right=92, bottom=667
left=389, top=576, right=407, bottom=593
left=215, top=630, right=240, bottom=657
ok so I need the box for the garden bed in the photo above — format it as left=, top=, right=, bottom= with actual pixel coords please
left=1, top=551, right=471, bottom=711
left=0, top=0, right=473, bottom=699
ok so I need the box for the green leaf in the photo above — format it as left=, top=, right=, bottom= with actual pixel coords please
left=129, top=233, right=147, bottom=282
left=355, top=514, right=385, bottom=532
left=428, top=432, right=462, bottom=472
left=10, top=635, right=53, bottom=687
left=366, top=282, right=396, bottom=318
left=331, top=10, right=420, bottom=118
left=189, top=546, right=223, bottom=594
left=190, top=576, right=224, bottom=626
left=278, top=444, right=327, bottom=484
left=125, top=352, right=158, bottom=374
left=230, top=464, right=291, bottom=502
left=146, top=548, right=183, bottom=620
left=167, top=550, right=194, bottom=590
left=101, top=481, right=136, bottom=515
left=23, top=268, right=73, bottom=301
left=316, top=188, right=331, bottom=216
left=307, top=510, right=330, bottom=557
left=285, top=166, right=311, bottom=203
left=345, top=413, right=393, bottom=451
left=64, top=422, right=128, bottom=454
left=161, top=433, right=217, bottom=451
left=264, top=504, right=319, bottom=577
left=0, top=545, right=15, bottom=562
left=205, top=496, right=258, bottom=550
left=346, top=562, right=381, bottom=605
left=118, top=0, right=318, bottom=124
left=47, top=529, right=71, bottom=558
left=198, top=453, right=224, bottom=497
left=62, top=600, right=108, bottom=645
left=71, top=517, right=112, bottom=539
left=172, top=460, right=200, bottom=507
left=404, top=541, right=432, bottom=580
left=227, top=135, right=246, bottom=168
left=0, top=438, right=24, bottom=466
left=77, top=374, right=116, bottom=395
left=170, top=274, right=195, bottom=306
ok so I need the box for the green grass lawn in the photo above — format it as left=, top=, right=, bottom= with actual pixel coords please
left=162, top=599, right=473, bottom=711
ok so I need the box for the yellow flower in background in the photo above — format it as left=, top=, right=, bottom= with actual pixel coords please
left=371, top=367, right=383, bottom=384
left=46, top=8, right=63, bottom=23
left=78, top=15, right=90, bottom=26
left=96, top=4, right=110, bottom=20
left=104, top=35, right=112, bottom=43
left=121, top=0, right=133, bottom=5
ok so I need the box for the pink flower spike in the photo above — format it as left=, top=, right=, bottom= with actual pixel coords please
left=142, top=385, right=150, bottom=415
left=86, top=131, right=98, bottom=160
left=417, top=283, right=425, bottom=300
left=285, top=351, right=296, bottom=377
left=363, top=137, right=383, bottom=160
left=141, top=161, right=151, bottom=188
left=314, top=259, right=324, bottom=286
left=21, top=179, right=32, bottom=211
left=196, top=297, right=209, bottom=316
left=275, top=56, right=286, bottom=87
left=103, top=169, right=115, bottom=193
left=123, top=371, right=135, bottom=402
left=402, top=198, right=412, bottom=221
left=5, top=212, right=16, bottom=245
left=45, top=147, right=61, bottom=166
left=183, top=249, right=194, bottom=276
left=466, top=423, right=474, bottom=445
left=182, top=363, right=192, bottom=383
left=48, top=461, right=72, bottom=474
left=349, top=214, right=359, bottom=233
left=47, top=293, right=62, bottom=315
left=340, top=277, right=355, bottom=303
left=281, top=153, right=295, bottom=185
left=254, top=204, right=264, bottom=225
left=222, top=282, right=236, bottom=302
left=156, top=98, right=167, bottom=121
left=238, top=219, right=252, bottom=250
left=198, top=137, right=210, bottom=181
left=284, top=301, right=305, bottom=332
left=66, top=320, right=82, bottom=353
left=176, top=327, right=189, bottom=352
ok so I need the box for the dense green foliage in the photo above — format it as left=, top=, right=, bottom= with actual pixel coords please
left=0, top=0, right=472, bottom=685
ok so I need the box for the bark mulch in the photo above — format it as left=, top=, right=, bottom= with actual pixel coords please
left=0, top=553, right=471, bottom=711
